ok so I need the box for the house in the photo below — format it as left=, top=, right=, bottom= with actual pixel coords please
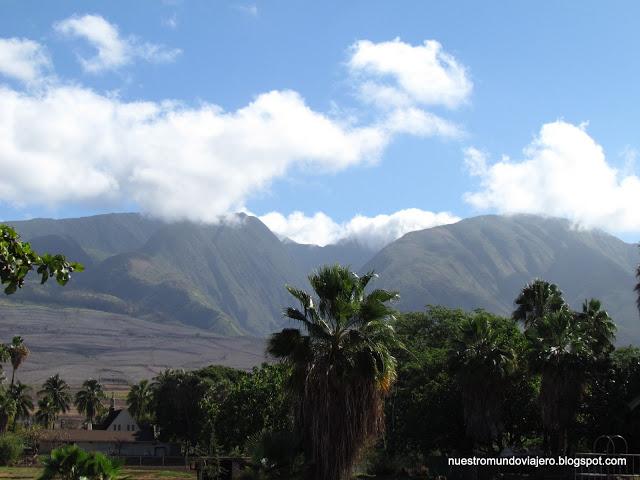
left=38, top=406, right=179, bottom=457
left=38, top=428, right=178, bottom=456
left=98, top=407, right=140, bottom=433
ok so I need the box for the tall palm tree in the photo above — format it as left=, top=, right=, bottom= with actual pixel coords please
left=74, top=379, right=105, bottom=428
left=8, top=381, right=33, bottom=427
left=267, top=265, right=401, bottom=480
left=39, top=374, right=72, bottom=417
left=513, top=279, right=567, bottom=328
left=526, top=309, right=585, bottom=455
left=450, top=313, right=516, bottom=451
left=126, top=379, right=153, bottom=424
left=36, top=396, right=58, bottom=429
left=7, top=336, right=29, bottom=386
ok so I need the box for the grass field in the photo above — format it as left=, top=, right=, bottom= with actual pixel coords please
left=0, top=466, right=195, bottom=479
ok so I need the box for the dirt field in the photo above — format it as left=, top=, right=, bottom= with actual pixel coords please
left=0, top=302, right=268, bottom=386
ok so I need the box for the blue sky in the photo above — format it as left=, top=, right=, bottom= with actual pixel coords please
left=1, top=1, right=640, bottom=246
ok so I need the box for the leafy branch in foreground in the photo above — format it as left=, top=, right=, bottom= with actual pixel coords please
left=0, top=225, right=84, bottom=295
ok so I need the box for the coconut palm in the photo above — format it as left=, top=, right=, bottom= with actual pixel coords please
left=126, top=379, right=153, bottom=424
left=36, top=396, right=58, bottom=429
left=74, top=379, right=105, bottom=428
left=513, top=279, right=566, bottom=328
left=39, top=374, right=72, bottom=416
left=267, top=265, right=401, bottom=480
left=7, top=336, right=29, bottom=386
left=8, top=381, right=33, bottom=426
left=450, top=313, right=516, bottom=451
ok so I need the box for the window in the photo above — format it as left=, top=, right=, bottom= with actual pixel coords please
left=113, top=425, right=116, bottom=431
left=117, top=424, right=121, bottom=431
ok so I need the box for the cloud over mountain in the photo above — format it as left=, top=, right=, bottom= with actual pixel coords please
left=464, top=121, right=640, bottom=234
left=259, top=209, right=460, bottom=248
left=0, top=32, right=468, bottom=224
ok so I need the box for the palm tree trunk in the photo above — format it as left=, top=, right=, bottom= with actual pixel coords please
left=10, top=368, right=15, bottom=386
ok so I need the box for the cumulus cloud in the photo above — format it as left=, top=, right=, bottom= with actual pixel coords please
left=54, top=14, right=181, bottom=73
left=259, top=209, right=461, bottom=249
left=464, top=121, right=640, bottom=232
left=347, top=38, right=470, bottom=139
left=0, top=38, right=51, bottom=83
left=348, top=38, right=472, bottom=109
left=0, top=35, right=469, bottom=223
left=0, top=85, right=392, bottom=220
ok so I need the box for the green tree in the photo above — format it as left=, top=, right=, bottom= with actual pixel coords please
left=8, top=382, right=33, bottom=427
left=39, top=444, right=122, bottom=480
left=449, top=312, right=516, bottom=452
left=39, top=374, right=72, bottom=418
left=151, top=367, right=240, bottom=453
left=74, top=379, right=105, bottom=428
left=126, top=379, right=153, bottom=425
left=36, top=397, right=58, bottom=430
left=0, top=225, right=83, bottom=295
left=267, top=265, right=401, bottom=480
left=512, top=279, right=566, bottom=328
left=214, top=363, right=292, bottom=452
left=7, top=336, right=29, bottom=386
left=0, top=390, right=16, bottom=433
left=525, top=297, right=615, bottom=455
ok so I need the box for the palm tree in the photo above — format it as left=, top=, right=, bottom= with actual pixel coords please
left=450, top=313, right=516, bottom=451
left=74, top=379, right=105, bottom=429
left=8, top=381, right=33, bottom=427
left=38, top=444, right=87, bottom=480
left=0, top=389, right=16, bottom=433
left=267, top=265, right=401, bottom=480
left=527, top=309, right=585, bottom=455
left=577, top=298, right=616, bottom=357
left=36, top=396, right=58, bottom=429
left=513, top=279, right=567, bottom=328
left=39, top=444, right=122, bottom=480
left=126, top=379, right=153, bottom=424
left=39, top=374, right=72, bottom=416
left=7, top=336, right=29, bottom=386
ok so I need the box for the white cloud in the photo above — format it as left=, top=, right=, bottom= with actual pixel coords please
left=0, top=38, right=51, bottom=83
left=259, top=209, right=461, bottom=249
left=348, top=38, right=472, bottom=109
left=54, top=14, right=181, bottom=73
left=464, top=121, right=640, bottom=232
left=0, top=85, right=392, bottom=220
left=0, top=36, right=469, bottom=224
left=346, top=38, right=470, bottom=140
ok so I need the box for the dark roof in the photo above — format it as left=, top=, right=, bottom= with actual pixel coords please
left=40, top=428, right=154, bottom=443
left=96, top=409, right=122, bottom=430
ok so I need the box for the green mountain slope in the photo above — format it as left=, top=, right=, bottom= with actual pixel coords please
left=363, top=215, right=640, bottom=344
left=5, top=214, right=307, bottom=336
left=8, top=213, right=163, bottom=261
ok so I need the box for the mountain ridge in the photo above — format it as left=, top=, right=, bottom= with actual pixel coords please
left=2, top=212, right=639, bottom=344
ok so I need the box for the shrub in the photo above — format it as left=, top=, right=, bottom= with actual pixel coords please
left=0, top=433, right=24, bottom=466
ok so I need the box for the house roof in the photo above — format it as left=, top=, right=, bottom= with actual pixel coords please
left=97, top=409, right=122, bottom=430
left=39, top=428, right=154, bottom=444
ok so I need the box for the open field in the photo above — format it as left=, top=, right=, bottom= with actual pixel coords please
left=0, top=467, right=195, bottom=479
left=0, top=302, right=268, bottom=386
